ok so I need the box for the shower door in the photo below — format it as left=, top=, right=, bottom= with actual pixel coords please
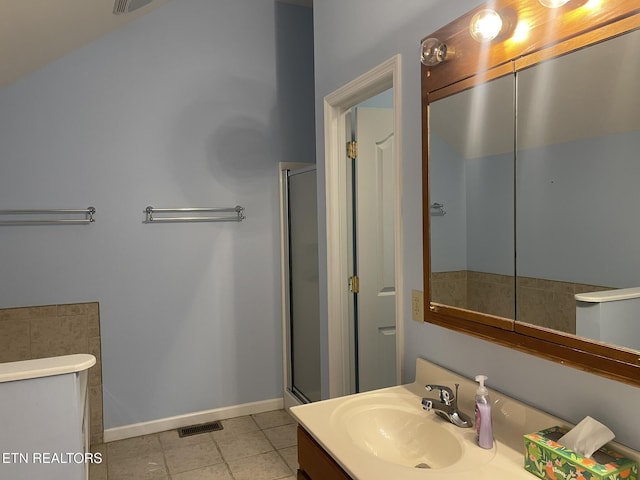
left=284, top=166, right=320, bottom=402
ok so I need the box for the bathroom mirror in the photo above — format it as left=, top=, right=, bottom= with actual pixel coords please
left=422, top=0, right=640, bottom=386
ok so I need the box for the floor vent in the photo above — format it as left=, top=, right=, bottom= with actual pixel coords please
left=177, top=421, right=223, bottom=438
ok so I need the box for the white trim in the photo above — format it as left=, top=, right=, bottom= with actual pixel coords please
left=324, top=100, right=351, bottom=398
left=324, top=55, right=404, bottom=398
left=103, top=398, right=283, bottom=442
left=392, top=69, right=405, bottom=387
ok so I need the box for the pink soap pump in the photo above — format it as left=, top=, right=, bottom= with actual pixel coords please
left=474, top=375, right=493, bottom=449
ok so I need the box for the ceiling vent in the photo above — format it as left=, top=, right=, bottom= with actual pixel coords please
left=113, top=0, right=153, bottom=15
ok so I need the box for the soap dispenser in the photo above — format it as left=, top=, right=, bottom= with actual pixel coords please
left=474, top=375, right=493, bottom=449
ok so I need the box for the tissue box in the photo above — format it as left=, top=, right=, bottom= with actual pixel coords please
left=524, top=426, right=638, bottom=480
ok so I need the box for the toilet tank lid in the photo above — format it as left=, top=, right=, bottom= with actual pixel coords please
left=575, top=286, right=640, bottom=303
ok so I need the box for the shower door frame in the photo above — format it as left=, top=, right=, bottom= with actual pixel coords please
left=279, top=162, right=319, bottom=408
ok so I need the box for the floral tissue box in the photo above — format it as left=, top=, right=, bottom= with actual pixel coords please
left=524, top=426, right=638, bottom=480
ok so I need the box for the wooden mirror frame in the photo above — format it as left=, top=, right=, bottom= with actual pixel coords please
left=422, top=0, right=640, bottom=387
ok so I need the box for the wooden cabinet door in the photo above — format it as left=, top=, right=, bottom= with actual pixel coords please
left=297, top=426, right=352, bottom=480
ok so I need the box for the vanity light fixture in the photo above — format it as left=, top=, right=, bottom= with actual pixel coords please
left=420, top=38, right=449, bottom=66
left=469, top=9, right=504, bottom=42
left=538, top=0, right=570, bottom=7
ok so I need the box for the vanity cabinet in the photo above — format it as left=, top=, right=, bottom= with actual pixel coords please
left=297, top=426, right=352, bottom=480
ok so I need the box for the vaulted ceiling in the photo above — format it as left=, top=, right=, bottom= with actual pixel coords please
left=0, top=0, right=171, bottom=88
left=0, top=0, right=312, bottom=89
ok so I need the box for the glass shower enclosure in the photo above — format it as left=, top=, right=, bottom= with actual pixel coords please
left=282, top=166, right=321, bottom=403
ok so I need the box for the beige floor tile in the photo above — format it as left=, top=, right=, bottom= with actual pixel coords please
left=216, top=430, right=273, bottom=462
left=158, top=429, right=214, bottom=450
left=227, top=451, right=292, bottom=480
left=278, top=445, right=298, bottom=472
left=263, top=424, right=297, bottom=450
left=210, top=416, right=259, bottom=439
left=94, top=410, right=303, bottom=479
left=107, top=434, right=163, bottom=461
left=164, top=442, right=223, bottom=475
left=171, top=463, right=234, bottom=480
left=252, top=410, right=295, bottom=430
left=107, top=451, right=167, bottom=480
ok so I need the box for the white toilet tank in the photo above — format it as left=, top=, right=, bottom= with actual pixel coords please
left=575, top=287, right=640, bottom=351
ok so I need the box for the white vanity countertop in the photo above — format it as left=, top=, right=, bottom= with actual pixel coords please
left=290, top=358, right=640, bottom=480
left=0, top=354, right=96, bottom=383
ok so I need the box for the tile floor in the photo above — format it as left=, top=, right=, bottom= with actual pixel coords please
left=90, top=410, right=298, bottom=480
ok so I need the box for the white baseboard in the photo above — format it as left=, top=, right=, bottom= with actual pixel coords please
left=103, top=397, right=284, bottom=443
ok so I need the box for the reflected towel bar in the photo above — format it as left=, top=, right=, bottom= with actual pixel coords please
left=144, top=206, right=245, bottom=223
left=0, top=207, right=96, bottom=225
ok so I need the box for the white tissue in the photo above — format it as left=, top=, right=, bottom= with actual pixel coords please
left=558, top=416, right=615, bottom=458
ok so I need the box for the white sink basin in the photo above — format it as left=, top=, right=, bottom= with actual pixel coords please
left=330, top=393, right=463, bottom=469
left=320, top=389, right=497, bottom=477
left=291, top=359, right=566, bottom=480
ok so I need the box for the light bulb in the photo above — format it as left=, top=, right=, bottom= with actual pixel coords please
left=538, top=0, right=570, bottom=7
left=469, top=9, right=503, bottom=42
left=420, top=38, right=448, bottom=66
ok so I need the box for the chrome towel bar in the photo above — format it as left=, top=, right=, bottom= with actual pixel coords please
left=430, top=202, right=446, bottom=216
left=0, top=207, right=96, bottom=225
left=144, top=206, right=245, bottom=223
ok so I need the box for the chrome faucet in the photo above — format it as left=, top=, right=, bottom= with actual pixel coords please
left=422, top=383, right=473, bottom=428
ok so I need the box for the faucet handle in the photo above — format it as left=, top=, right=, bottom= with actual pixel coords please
left=424, top=384, right=454, bottom=405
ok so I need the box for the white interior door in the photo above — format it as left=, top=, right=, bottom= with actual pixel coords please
left=354, top=106, right=396, bottom=392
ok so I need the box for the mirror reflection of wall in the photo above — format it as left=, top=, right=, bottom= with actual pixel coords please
left=429, top=27, right=640, bottom=352
left=516, top=27, right=640, bottom=340
left=430, top=75, right=515, bottom=319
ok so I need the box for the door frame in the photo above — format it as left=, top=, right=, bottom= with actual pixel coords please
left=324, top=55, right=403, bottom=397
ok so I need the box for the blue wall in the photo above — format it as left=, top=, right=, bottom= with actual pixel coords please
left=0, top=0, right=315, bottom=430
left=429, top=131, right=467, bottom=272
left=517, top=130, right=640, bottom=287
left=434, top=127, right=640, bottom=288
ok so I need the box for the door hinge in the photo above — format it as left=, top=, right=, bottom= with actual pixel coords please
left=349, top=275, right=360, bottom=294
left=347, top=140, right=358, bottom=160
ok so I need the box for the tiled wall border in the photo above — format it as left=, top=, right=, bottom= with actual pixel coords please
left=0, top=302, right=103, bottom=445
